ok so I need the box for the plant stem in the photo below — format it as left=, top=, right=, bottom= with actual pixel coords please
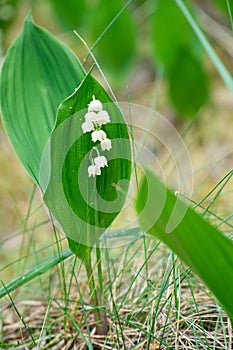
left=84, top=250, right=108, bottom=335
left=96, top=246, right=103, bottom=295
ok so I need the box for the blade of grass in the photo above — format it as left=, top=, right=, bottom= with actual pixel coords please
left=0, top=250, right=73, bottom=299
left=82, top=0, right=133, bottom=65
left=196, top=170, right=233, bottom=215
left=0, top=237, right=66, bottom=273
left=175, top=0, right=233, bottom=92
left=18, top=185, right=37, bottom=274
left=105, top=248, right=126, bottom=349
left=48, top=297, right=94, bottom=350
left=180, top=261, right=211, bottom=348
left=1, top=281, right=36, bottom=346
left=0, top=218, right=49, bottom=247
left=73, top=270, right=93, bottom=346
left=226, top=0, right=233, bottom=31
left=74, top=31, right=118, bottom=104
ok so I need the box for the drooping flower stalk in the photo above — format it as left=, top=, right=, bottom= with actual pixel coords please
left=82, top=96, right=112, bottom=177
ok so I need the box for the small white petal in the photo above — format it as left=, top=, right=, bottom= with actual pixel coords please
left=82, top=121, right=94, bottom=133
left=88, top=99, right=103, bottom=112
left=95, top=166, right=101, bottom=175
left=94, top=156, right=108, bottom=168
left=95, top=110, right=110, bottom=125
left=91, top=130, right=107, bottom=142
left=88, top=165, right=96, bottom=177
left=88, top=165, right=101, bottom=177
left=85, top=112, right=97, bottom=123
left=101, top=138, right=112, bottom=151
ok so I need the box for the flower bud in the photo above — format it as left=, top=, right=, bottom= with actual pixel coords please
left=88, top=98, right=103, bottom=112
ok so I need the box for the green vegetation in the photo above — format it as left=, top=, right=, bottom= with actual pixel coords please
left=0, top=0, right=232, bottom=348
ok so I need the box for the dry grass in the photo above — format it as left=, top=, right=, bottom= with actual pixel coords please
left=1, top=281, right=232, bottom=349
left=0, top=238, right=232, bottom=350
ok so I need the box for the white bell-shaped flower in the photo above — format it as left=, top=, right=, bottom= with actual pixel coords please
left=85, top=112, right=96, bottom=123
left=82, top=121, right=94, bottom=133
left=91, top=130, right=107, bottom=143
left=95, top=166, right=101, bottom=175
left=94, top=156, right=108, bottom=168
left=88, top=97, right=103, bottom=112
left=95, top=110, right=110, bottom=125
left=100, top=138, right=112, bottom=151
left=88, top=164, right=101, bottom=177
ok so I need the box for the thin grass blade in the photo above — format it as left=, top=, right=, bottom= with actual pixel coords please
left=0, top=250, right=73, bottom=299
left=175, top=0, right=233, bottom=92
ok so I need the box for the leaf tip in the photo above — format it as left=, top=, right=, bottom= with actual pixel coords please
left=24, top=11, right=35, bottom=29
left=25, top=10, right=32, bottom=21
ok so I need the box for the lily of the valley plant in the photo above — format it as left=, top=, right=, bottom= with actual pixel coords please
left=0, top=15, right=131, bottom=336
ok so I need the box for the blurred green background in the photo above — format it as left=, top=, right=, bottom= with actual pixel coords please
left=1, top=0, right=232, bottom=115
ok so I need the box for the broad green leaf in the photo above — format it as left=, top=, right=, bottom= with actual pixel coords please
left=0, top=14, right=85, bottom=183
left=151, top=0, right=194, bottom=69
left=48, top=0, right=85, bottom=30
left=151, top=0, right=209, bottom=116
left=136, top=170, right=233, bottom=321
left=168, top=49, right=209, bottom=116
left=83, top=0, right=137, bottom=82
left=42, top=72, right=131, bottom=258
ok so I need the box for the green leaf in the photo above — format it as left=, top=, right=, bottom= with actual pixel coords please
left=42, top=72, right=131, bottom=257
left=0, top=14, right=85, bottom=183
left=168, top=48, right=209, bottom=117
left=151, top=0, right=194, bottom=69
left=48, top=0, right=86, bottom=30
left=136, top=169, right=233, bottom=321
left=84, top=0, right=137, bottom=81
left=151, top=0, right=209, bottom=116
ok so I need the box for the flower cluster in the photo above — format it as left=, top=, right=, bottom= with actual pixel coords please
left=82, top=96, right=112, bottom=177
